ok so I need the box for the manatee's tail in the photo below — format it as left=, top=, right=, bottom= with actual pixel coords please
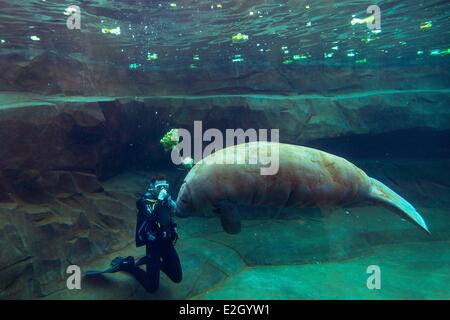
left=367, top=178, right=430, bottom=235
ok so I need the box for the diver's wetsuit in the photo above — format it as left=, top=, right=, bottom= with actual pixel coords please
left=123, top=190, right=182, bottom=293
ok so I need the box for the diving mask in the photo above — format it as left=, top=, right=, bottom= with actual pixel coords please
left=154, top=180, right=169, bottom=192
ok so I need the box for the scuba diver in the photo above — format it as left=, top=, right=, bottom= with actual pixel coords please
left=109, top=176, right=182, bottom=293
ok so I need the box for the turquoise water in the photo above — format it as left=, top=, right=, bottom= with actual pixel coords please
left=0, top=1, right=449, bottom=300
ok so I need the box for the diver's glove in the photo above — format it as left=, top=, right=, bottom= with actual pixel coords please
left=146, top=231, right=157, bottom=242
left=171, top=222, right=179, bottom=245
left=161, top=230, right=178, bottom=244
left=158, top=189, right=168, bottom=201
left=173, top=227, right=179, bottom=245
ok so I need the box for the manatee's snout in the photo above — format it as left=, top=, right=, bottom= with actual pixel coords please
left=175, top=204, right=189, bottom=218
left=175, top=182, right=193, bottom=218
left=175, top=198, right=194, bottom=218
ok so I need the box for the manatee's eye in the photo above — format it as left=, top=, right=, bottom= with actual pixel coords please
left=181, top=199, right=188, bottom=204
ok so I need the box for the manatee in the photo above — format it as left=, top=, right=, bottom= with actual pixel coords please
left=175, top=142, right=430, bottom=235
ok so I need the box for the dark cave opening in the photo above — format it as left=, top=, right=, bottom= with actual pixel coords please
left=305, top=128, right=450, bottom=160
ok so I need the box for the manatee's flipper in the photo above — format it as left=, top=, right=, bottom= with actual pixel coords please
left=214, top=202, right=241, bottom=234
left=368, top=178, right=430, bottom=235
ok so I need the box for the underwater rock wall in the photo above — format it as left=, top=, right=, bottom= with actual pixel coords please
left=1, top=53, right=449, bottom=96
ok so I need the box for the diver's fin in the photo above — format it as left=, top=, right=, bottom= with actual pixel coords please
left=85, top=266, right=120, bottom=276
left=84, top=257, right=125, bottom=276
left=215, top=202, right=241, bottom=234
left=367, top=178, right=430, bottom=235
left=85, top=256, right=141, bottom=277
